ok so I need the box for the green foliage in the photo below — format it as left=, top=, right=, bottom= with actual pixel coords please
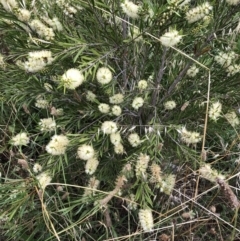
left=1, top=0, right=240, bottom=240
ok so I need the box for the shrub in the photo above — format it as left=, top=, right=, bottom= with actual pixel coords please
left=0, top=0, right=240, bottom=240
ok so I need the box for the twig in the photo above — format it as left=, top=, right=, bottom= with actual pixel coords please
left=103, top=207, right=112, bottom=228
left=121, top=13, right=128, bottom=89
left=230, top=208, right=239, bottom=241
left=37, top=187, right=61, bottom=241
left=216, top=218, right=224, bottom=241
left=196, top=71, right=211, bottom=201
left=171, top=221, right=175, bottom=241
left=99, top=175, right=126, bottom=207
left=151, top=47, right=167, bottom=106
left=159, top=62, right=191, bottom=104
left=173, top=187, right=240, bottom=234
left=201, top=70, right=211, bottom=158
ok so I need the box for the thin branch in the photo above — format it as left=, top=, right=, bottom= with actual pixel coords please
left=146, top=47, right=167, bottom=122
left=201, top=71, right=211, bottom=157
left=173, top=188, right=240, bottom=234
left=151, top=47, right=167, bottom=107
left=122, top=17, right=128, bottom=89
left=159, top=62, right=191, bottom=104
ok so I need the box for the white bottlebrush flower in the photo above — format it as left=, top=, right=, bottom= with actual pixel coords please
left=33, top=163, right=42, bottom=173
left=16, top=8, right=31, bottom=22
left=148, top=74, right=154, bottom=81
left=46, top=135, right=69, bottom=155
left=199, top=164, right=225, bottom=183
left=52, top=17, right=63, bottom=31
left=226, top=64, right=240, bottom=76
left=50, top=107, right=64, bottom=116
left=23, top=50, right=54, bottom=73
left=225, top=111, right=240, bottom=127
left=77, top=145, right=95, bottom=160
left=85, top=158, right=99, bottom=175
left=0, top=0, right=18, bottom=12
left=101, top=121, right=118, bottom=134
left=187, top=65, right=199, bottom=77
left=186, top=2, right=213, bottom=23
left=114, top=143, right=124, bottom=154
left=44, top=83, right=53, bottom=92
left=65, top=5, right=78, bottom=17
left=179, top=127, right=201, bottom=145
left=28, top=50, right=54, bottom=62
left=98, top=103, right=110, bottom=114
left=209, top=101, right=222, bottom=121
left=138, top=80, right=148, bottom=90
left=110, top=132, right=122, bottom=145
left=86, top=91, right=97, bottom=102
left=83, top=176, right=100, bottom=196
left=39, top=118, right=56, bottom=132
left=112, top=105, right=122, bottom=116
left=129, top=26, right=142, bottom=41
left=160, top=174, right=176, bottom=195
left=121, top=0, right=139, bottom=19
left=128, top=133, right=141, bottom=147
left=56, top=0, right=80, bottom=18
left=135, top=153, right=150, bottom=178
left=139, top=209, right=154, bottom=232
left=36, top=172, right=52, bottom=190
left=126, top=193, right=137, bottom=210
left=41, top=16, right=63, bottom=31
left=30, top=19, right=55, bottom=40
left=160, top=30, right=182, bottom=47
left=35, top=98, right=49, bottom=109
left=143, top=7, right=154, bottom=22
left=132, top=97, right=144, bottom=110
left=109, top=93, right=124, bottom=104
left=214, top=51, right=237, bottom=68
left=149, top=163, right=162, bottom=184
left=11, top=132, right=30, bottom=146
left=0, top=54, right=5, bottom=68
left=61, top=68, right=84, bottom=89
left=96, top=67, right=113, bottom=84
left=164, top=100, right=176, bottom=110
left=226, top=0, right=240, bottom=5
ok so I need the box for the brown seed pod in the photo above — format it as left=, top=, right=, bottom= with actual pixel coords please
left=209, top=205, right=216, bottom=213
left=209, top=227, right=217, bottom=235
left=61, top=192, right=69, bottom=200
left=181, top=101, right=189, bottom=111
left=159, top=233, right=170, bottom=241
left=18, top=159, right=29, bottom=170
left=217, top=178, right=240, bottom=209
left=181, top=210, right=195, bottom=219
